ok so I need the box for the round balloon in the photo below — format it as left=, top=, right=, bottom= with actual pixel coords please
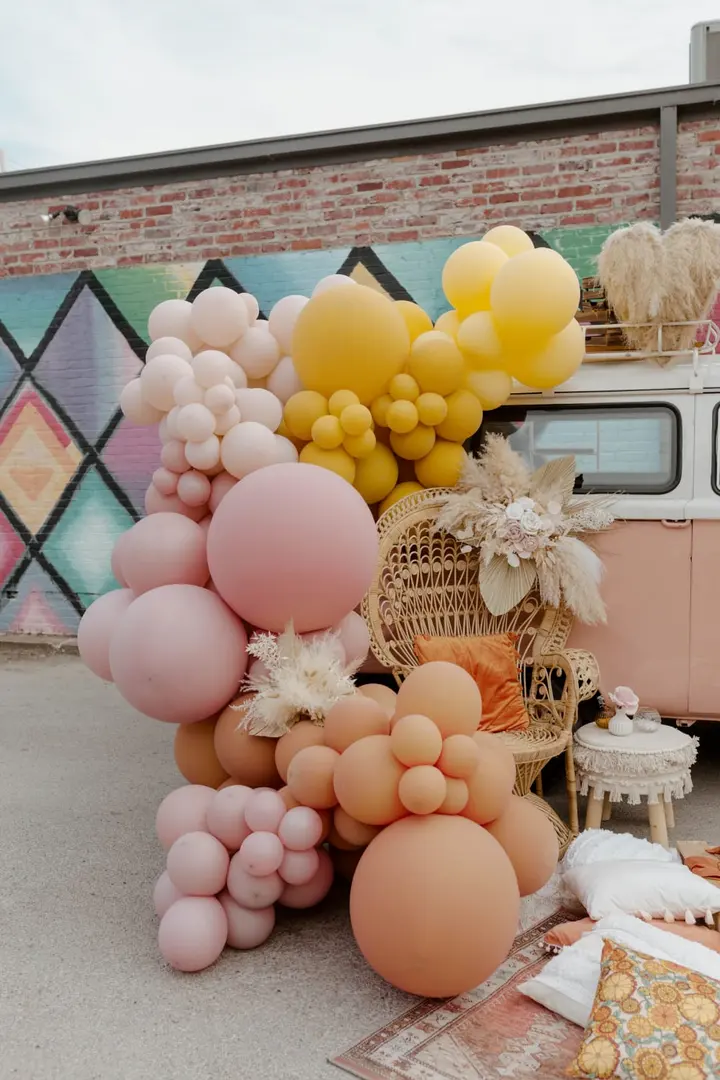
left=482, top=225, right=535, bottom=258
left=174, top=717, right=229, bottom=788
left=484, top=794, right=559, bottom=896
left=508, top=319, right=585, bottom=390
left=214, top=700, right=282, bottom=787
left=490, top=248, right=581, bottom=339
left=158, top=896, right=228, bottom=972
left=442, top=242, right=508, bottom=318
left=77, top=589, right=134, bottom=681
left=393, top=662, right=481, bottom=738
left=190, top=287, right=249, bottom=349
left=121, top=513, right=209, bottom=595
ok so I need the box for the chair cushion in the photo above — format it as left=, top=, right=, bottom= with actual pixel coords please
left=413, top=633, right=530, bottom=733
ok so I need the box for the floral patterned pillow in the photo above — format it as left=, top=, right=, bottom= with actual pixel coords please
left=568, top=939, right=720, bottom=1079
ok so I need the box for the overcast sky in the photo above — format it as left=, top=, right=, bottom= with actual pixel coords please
left=1, top=1, right=716, bottom=171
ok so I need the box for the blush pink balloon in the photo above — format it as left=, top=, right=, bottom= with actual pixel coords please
left=198, top=516, right=212, bottom=537
left=206, top=786, right=253, bottom=851
left=77, top=589, right=134, bottom=681
left=145, top=483, right=206, bottom=522
left=158, top=896, right=228, bottom=972
left=277, top=806, right=324, bottom=851
left=207, top=463, right=379, bottom=633
left=243, top=790, right=287, bottom=835
left=218, top=891, right=276, bottom=949
left=156, top=785, right=216, bottom=850
left=335, top=611, right=371, bottom=671
left=279, top=847, right=320, bottom=886
left=209, top=472, right=237, bottom=514
left=152, top=467, right=179, bottom=496
left=154, top=871, right=184, bottom=917
left=122, top=514, right=209, bottom=596
left=166, top=832, right=230, bottom=895
left=111, top=530, right=131, bottom=587
left=278, top=847, right=334, bottom=909
left=237, top=832, right=284, bottom=877
left=226, top=858, right=284, bottom=909
left=177, top=470, right=212, bottom=508
left=160, top=439, right=191, bottom=474
left=109, top=585, right=247, bottom=724
left=248, top=657, right=270, bottom=680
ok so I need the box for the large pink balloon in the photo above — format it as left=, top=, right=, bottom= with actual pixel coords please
left=109, top=585, right=248, bottom=723
left=111, top=530, right=132, bottom=587
left=207, top=463, right=379, bottom=633
left=156, top=785, right=216, bottom=850
left=121, top=513, right=209, bottom=596
left=77, top=589, right=134, bottom=681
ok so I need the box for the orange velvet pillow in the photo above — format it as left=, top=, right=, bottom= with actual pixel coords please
left=413, top=633, right=530, bottom=733
left=545, top=917, right=720, bottom=955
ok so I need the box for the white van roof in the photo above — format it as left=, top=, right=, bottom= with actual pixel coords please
left=511, top=354, right=720, bottom=399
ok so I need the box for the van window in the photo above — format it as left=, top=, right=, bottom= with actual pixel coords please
left=469, top=404, right=681, bottom=495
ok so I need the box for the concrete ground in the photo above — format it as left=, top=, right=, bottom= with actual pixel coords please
left=1, top=652, right=718, bottom=1080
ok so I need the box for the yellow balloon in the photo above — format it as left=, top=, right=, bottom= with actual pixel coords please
left=292, top=285, right=410, bottom=404
left=379, top=481, right=424, bottom=516
left=343, top=429, right=377, bottom=458
left=353, top=443, right=399, bottom=504
left=390, top=424, right=436, bottom=461
left=463, top=369, right=513, bottom=411
left=482, top=225, right=535, bottom=259
left=276, top=419, right=306, bottom=452
left=509, top=319, right=585, bottom=390
left=300, top=442, right=357, bottom=485
left=491, top=248, right=581, bottom=339
left=408, top=332, right=464, bottom=396
left=371, top=394, right=393, bottom=428
left=340, top=403, right=372, bottom=436
left=434, top=310, right=461, bottom=339
left=395, top=300, right=433, bottom=343
left=284, top=391, right=329, bottom=442
left=457, top=312, right=505, bottom=372
left=442, top=241, right=508, bottom=318
left=435, top=390, right=484, bottom=443
left=387, top=400, right=419, bottom=434
left=416, top=392, right=448, bottom=427
left=329, top=389, right=360, bottom=417
left=312, top=414, right=344, bottom=450
left=388, top=373, right=420, bottom=402
left=415, top=440, right=466, bottom=488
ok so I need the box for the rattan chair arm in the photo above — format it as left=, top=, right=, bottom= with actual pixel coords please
left=527, top=650, right=579, bottom=734
left=561, top=648, right=601, bottom=702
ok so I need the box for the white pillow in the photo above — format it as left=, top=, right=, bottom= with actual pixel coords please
left=519, top=913, right=720, bottom=1027
left=563, top=859, right=720, bottom=921
left=560, top=828, right=679, bottom=874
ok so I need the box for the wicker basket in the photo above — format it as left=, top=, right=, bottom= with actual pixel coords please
left=577, top=277, right=628, bottom=354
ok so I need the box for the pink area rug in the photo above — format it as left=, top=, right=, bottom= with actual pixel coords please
left=331, top=908, right=582, bottom=1080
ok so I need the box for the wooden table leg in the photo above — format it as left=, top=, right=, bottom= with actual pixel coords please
left=648, top=800, right=669, bottom=848
left=585, top=788, right=605, bottom=830
left=602, top=793, right=612, bottom=822
left=662, top=796, right=675, bottom=829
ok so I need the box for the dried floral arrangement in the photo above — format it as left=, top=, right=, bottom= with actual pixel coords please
left=434, top=435, right=615, bottom=623
left=231, top=623, right=356, bottom=737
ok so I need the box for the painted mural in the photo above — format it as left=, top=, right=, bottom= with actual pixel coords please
left=0, top=227, right=621, bottom=635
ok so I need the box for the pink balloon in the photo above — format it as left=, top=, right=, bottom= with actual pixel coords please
left=145, top=483, right=206, bottom=522
left=153, top=871, right=184, bottom=917
left=209, top=472, right=237, bottom=514
left=156, top=785, right=216, bottom=850
left=77, top=589, right=134, bottom=681
left=226, top=857, right=284, bottom=909
left=122, top=514, right=209, bottom=596
left=237, top=832, right=284, bottom=877
left=206, top=786, right=253, bottom=851
left=243, top=790, right=286, bottom=835
left=198, top=516, right=212, bottom=537
left=160, top=440, right=190, bottom=474
left=248, top=657, right=270, bottom=681
left=207, top=463, right=379, bottom=633
left=218, top=891, right=275, bottom=949
left=111, top=530, right=131, bottom=587
left=177, top=470, right=212, bottom=508
left=335, top=611, right=371, bottom=671
left=279, top=847, right=320, bottom=886
left=109, top=585, right=248, bottom=724
left=279, top=847, right=334, bottom=909
left=152, top=467, right=179, bottom=497
left=166, top=831, right=230, bottom=896
left=158, top=896, right=228, bottom=972
left=277, top=806, right=324, bottom=852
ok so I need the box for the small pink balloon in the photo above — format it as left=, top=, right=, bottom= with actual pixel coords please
left=206, top=786, right=253, bottom=851
left=237, top=832, right=284, bottom=877
left=77, top=589, right=134, bottom=681
left=277, top=806, right=324, bottom=851
left=152, top=467, right=179, bottom=496
left=218, top=891, right=275, bottom=949
left=209, top=472, right=237, bottom=514
left=160, top=439, right=190, bottom=474
left=122, top=514, right=209, bottom=595
left=111, top=530, right=131, bottom=587
left=198, top=516, right=212, bottom=537
left=158, top=896, right=228, bottom=972
left=177, top=470, right=212, bottom=508
left=335, top=611, right=371, bottom=671
left=266, top=356, right=302, bottom=405
left=243, top=790, right=286, bottom=835
left=166, top=831, right=230, bottom=896
left=154, top=871, right=184, bottom=917
left=279, top=847, right=320, bottom=886
left=145, top=483, right=206, bottom=522
left=226, top=857, right=284, bottom=909
left=156, top=785, right=216, bottom=850
left=279, top=847, right=334, bottom=909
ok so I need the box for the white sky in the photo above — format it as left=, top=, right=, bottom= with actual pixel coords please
left=1, top=1, right=716, bottom=170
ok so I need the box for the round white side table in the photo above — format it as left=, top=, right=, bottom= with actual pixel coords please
left=573, top=722, right=699, bottom=848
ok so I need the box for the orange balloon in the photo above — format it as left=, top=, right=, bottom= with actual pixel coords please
left=358, top=683, right=397, bottom=718
left=439, top=777, right=469, bottom=814
left=328, top=825, right=361, bottom=851
left=275, top=720, right=326, bottom=782
left=333, top=734, right=406, bottom=826
left=214, top=699, right=281, bottom=788
left=350, top=815, right=520, bottom=997
left=398, top=765, right=447, bottom=814
left=278, top=785, right=301, bottom=810
left=286, top=745, right=340, bottom=809
left=174, top=717, right=230, bottom=788
left=484, top=795, right=559, bottom=897
left=334, top=807, right=381, bottom=848
left=324, top=695, right=389, bottom=753
left=437, top=734, right=480, bottom=779
left=390, top=714, right=443, bottom=767
left=463, top=733, right=516, bottom=825
left=218, top=778, right=241, bottom=789
left=394, top=662, right=481, bottom=738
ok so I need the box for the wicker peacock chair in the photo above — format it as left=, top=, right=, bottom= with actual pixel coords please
left=362, top=488, right=601, bottom=854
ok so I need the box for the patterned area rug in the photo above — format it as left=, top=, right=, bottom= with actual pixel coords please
left=331, top=907, right=582, bottom=1080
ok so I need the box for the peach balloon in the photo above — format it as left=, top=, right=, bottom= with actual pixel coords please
left=141, top=354, right=193, bottom=411
left=177, top=470, right=212, bottom=508
left=148, top=298, right=202, bottom=350
left=462, top=734, right=516, bottom=825
left=77, top=588, right=134, bottom=682
left=286, top=745, right=340, bottom=809
left=323, top=696, right=389, bottom=754
left=484, top=795, right=559, bottom=896
left=160, top=439, right=191, bottom=474
left=394, top=662, right=482, bottom=738
left=206, top=785, right=253, bottom=850
left=119, top=378, right=164, bottom=426
left=156, top=785, right=216, bottom=850
left=350, top=815, right=520, bottom=997
left=327, top=825, right=360, bottom=852
left=152, top=467, right=179, bottom=496
left=214, top=701, right=281, bottom=788
left=209, top=472, right=237, bottom=514
left=239, top=293, right=260, bottom=322
left=226, top=858, right=284, bottom=909
left=437, top=734, right=481, bottom=779
left=158, top=896, right=228, bottom=972
left=144, top=484, right=206, bottom=522
left=218, top=891, right=275, bottom=949
left=229, top=326, right=281, bottom=379
left=186, top=435, right=222, bottom=472
left=274, top=721, right=326, bottom=782
left=398, top=765, right=447, bottom=815
left=439, top=777, right=469, bottom=814
left=358, top=683, right=397, bottom=718
left=278, top=847, right=334, bottom=909
left=166, top=831, right=230, bottom=896
left=153, top=871, right=184, bottom=918
left=267, top=294, right=309, bottom=355
left=390, top=714, right=442, bottom=767
left=266, top=355, right=303, bottom=404
left=122, top=513, right=209, bottom=596
left=334, top=611, right=371, bottom=671
left=333, top=807, right=380, bottom=848
left=278, top=786, right=301, bottom=811
left=220, top=421, right=278, bottom=479
left=190, top=287, right=249, bottom=349
left=174, top=718, right=229, bottom=788
left=333, top=735, right=405, bottom=826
